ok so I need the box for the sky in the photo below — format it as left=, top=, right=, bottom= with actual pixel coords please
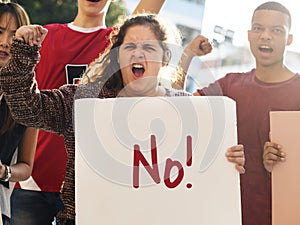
left=125, top=0, right=299, bottom=53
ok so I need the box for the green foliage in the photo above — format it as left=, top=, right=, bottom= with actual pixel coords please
left=15, top=0, right=77, bottom=24
left=13, top=0, right=126, bottom=26
left=106, top=0, right=127, bottom=27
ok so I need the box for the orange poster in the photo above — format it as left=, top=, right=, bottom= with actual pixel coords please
left=270, top=111, right=300, bottom=225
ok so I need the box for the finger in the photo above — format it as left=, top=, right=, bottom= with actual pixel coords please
left=37, top=25, right=48, bottom=35
left=34, top=26, right=48, bottom=45
left=264, top=158, right=277, bottom=169
left=21, top=26, right=39, bottom=46
left=263, top=147, right=278, bottom=158
left=264, top=151, right=285, bottom=162
left=226, top=150, right=244, bottom=157
left=228, top=144, right=244, bottom=151
left=263, top=142, right=282, bottom=156
left=227, top=156, right=245, bottom=166
left=31, top=27, right=41, bottom=45
left=226, top=144, right=244, bottom=156
left=22, top=28, right=35, bottom=46
left=263, top=146, right=285, bottom=159
left=264, top=141, right=281, bottom=150
left=227, top=151, right=244, bottom=159
left=199, top=40, right=213, bottom=52
left=235, top=165, right=245, bottom=174
left=29, top=33, right=35, bottom=46
left=265, top=157, right=276, bottom=164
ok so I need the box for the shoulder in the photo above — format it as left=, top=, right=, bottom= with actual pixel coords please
left=288, top=73, right=300, bottom=84
left=196, top=69, right=254, bottom=96
left=222, top=69, right=254, bottom=80
left=216, top=69, right=255, bottom=87
left=41, top=24, right=68, bottom=42
left=43, top=23, right=67, bottom=31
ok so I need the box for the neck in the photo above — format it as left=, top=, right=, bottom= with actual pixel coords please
left=118, top=86, right=166, bottom=97
left=255, top=63, right=294, bottom=83
left=73, top=13, right=105, bottom=28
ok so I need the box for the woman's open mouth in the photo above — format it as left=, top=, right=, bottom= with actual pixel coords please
left=132, top=63, right=145, bottom=78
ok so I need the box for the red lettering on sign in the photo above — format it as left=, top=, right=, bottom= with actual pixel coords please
left=133, top=135, right=193, bottom=189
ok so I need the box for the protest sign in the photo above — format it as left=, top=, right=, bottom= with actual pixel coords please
left=270, top=111, right=300, bottom=225
left=75, top=96, right=241, bottom=225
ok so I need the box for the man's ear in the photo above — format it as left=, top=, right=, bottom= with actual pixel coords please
left=163, top=50, right=171, bottom=66
left=287, top=34, right=293, bottom=46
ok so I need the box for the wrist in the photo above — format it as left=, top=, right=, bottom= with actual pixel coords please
left=183, top=46, right=197, bottom=58
left=0, top=165, right=11, bottom=182
left=180, top=49, right=195, bottom=69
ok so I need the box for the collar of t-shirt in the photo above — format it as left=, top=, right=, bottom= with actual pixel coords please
left=68, top=22, right=107, bottom=33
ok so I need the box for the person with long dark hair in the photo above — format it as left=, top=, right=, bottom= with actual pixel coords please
left=0, top=2, right=38, bottom=224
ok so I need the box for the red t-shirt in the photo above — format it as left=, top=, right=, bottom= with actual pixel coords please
left=15, top=23, right=113, bottom=192
left=198, top=69, right=300, bottom=225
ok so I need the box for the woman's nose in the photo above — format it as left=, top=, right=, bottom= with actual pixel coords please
left=0, top=34, right=11, bottom=48
left=132, top=46, right=145, bottom=59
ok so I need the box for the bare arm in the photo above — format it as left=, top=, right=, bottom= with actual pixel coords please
left=133, top=0, right=166, bottom=14
left=172, top=35, right=213, bottom=90
left=10, top=127, right=38, bottom=181
left=0, top=127, right=38, bottom=182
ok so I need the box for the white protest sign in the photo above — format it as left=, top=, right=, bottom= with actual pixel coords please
left=74, top=96, right=241, bottom=225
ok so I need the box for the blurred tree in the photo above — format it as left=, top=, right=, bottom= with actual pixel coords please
left=106, top=0, right=127, bottom=27
left=14, top=0, right=126, bottom=26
